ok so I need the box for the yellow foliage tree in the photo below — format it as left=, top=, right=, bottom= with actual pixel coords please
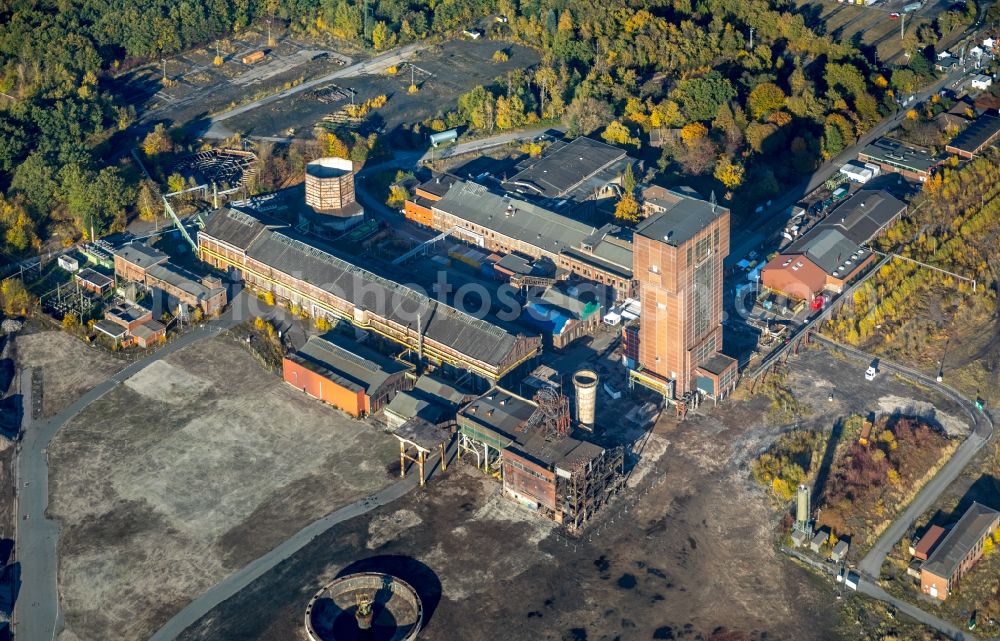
left=680, top=122, right=708, bottom=145
left=614, top=193, right=641, bottom=224
left=601, top=120, right=638, bottom=146
left=492, top=50, right=509, bottom=63
left=0, top=278, right=34, bottom=316
left=714, top=156, right=745, bottom=190
left=325, top=133, right=349, bottom=158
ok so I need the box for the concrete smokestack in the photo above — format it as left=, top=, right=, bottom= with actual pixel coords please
left=572, top=369, right=599, bottom=429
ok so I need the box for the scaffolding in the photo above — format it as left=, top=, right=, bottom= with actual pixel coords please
left=558, top=445, right=625, bottom=533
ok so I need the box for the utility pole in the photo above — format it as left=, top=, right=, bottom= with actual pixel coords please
left=162, top=58, right=167, bottom=82
left=901, top=14, right=905, bottom=42
left=749, top=27, right=754, bottom=50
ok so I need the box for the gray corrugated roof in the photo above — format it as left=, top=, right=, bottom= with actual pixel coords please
left=860, top=138, right=939, bottom=172
left=76, top=268, right=113, bottom=288
left=131, top=320, right=165, bottom=340
left=923, top=502, right=1000, bottom=580
left=823, top=190, right=906, bottom=245
left=635, top=188, right=728, bottom=247
left=947, top=114, right=1000, bottom=154
left=114, top=242, right=168, bottom=269
left=503, top=137, right=627, bottom=199
left=202, top=209, right=533, bottom=369
left=291, top=335, right=408, bottom=394
left=199, top=208, right=284, bottom=251
left=797, top=228, right=861, bottom=275
left=458, top=388, right=605, bottom=468
left=433, top=181, right=632, bottom=274
left=146, top=263, right=222, bottom=301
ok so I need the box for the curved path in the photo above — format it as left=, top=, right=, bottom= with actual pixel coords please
left=12, top=306, right=439, bottom=641
left=811, top=334, right=994, bottom=641
left=147, top=459, right=437, bottom=641
left=14, top=323, right=230, bottom=641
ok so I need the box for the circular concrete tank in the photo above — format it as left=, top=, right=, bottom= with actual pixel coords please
left=305, top=572, right=423, bottom=641
left=572, top=369, right=599, bottom=428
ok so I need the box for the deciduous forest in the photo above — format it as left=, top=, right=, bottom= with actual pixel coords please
left=0, top=0, right=976, bottom=256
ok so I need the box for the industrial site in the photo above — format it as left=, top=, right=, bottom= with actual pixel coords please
left=0, top=6, right=998, bottom=641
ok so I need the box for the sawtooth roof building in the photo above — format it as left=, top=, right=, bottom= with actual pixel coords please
left=761, top=190, right=906, bottom=301
left=199, top=208, right=540, bottom=384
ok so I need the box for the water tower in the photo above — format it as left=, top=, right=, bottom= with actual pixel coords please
left=302, top=157, right=364, bottom=231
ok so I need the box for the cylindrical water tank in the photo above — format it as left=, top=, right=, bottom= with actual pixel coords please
left=573, top=369, right=599, bottom=428
left=796, top=484, right=810, bottom=525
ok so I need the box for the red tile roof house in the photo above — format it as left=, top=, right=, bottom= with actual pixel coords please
left=920, top=502, right=999, bottom=600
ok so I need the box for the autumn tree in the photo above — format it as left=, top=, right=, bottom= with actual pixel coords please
left=0, top=278, right=34, bottom=316
left=492, top=50, right=509, bottom=63
left=496, top=95, right=526, bottom=129
left=0, top=195, right=40, bottom=254
left=371, top=21, right=396, bottom=51
left=324, top=133, right=350, bottom=158
left=714, top=156, right=745, bottom=190
left=142, top=123, right=173, bottom=157
left=747, top=82, right=786, bottom=120
left=136, top=179, right=163, bottom=222
left=564, top=96, right=612, bottom=136
left=614, top=193, right=640, bottom=224
left=601, top=120, right=638, bottom=146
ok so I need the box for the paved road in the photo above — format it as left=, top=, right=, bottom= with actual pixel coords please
left=204, top=43, right=427, bottom=139
left=12, top=320, right=238, bottom=641
left=859, top=582, right=980, bottom=641
left=147, top=446, right=452, bottom=641
left=727, top=67, right=968, bottom=265
left=811, top=335, right=994, bottom=640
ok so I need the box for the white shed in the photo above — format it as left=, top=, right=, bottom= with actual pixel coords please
left=58, top=255, right=79, bottom=273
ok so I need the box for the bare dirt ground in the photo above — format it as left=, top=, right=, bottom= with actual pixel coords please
left=47, top=335, right=399, bottom=641
left=166, top=344, right=977, bottom=641
left=225, top=39, right=540, bottom=138
left=15, top=328, right=119, bottom=419
left=118, top=29, right=359, bottom=128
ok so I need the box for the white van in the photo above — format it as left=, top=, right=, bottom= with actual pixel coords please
left=865, top=366, right=877, bottom=381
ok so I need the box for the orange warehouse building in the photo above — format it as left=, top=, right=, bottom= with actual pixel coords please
left=282, top=335, right=412, bottom=418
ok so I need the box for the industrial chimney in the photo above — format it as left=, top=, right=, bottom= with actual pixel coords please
left=572, top=369, right=599, bottom=430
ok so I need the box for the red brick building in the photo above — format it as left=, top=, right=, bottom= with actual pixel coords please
left=632, top=188, right=736, bottom=400
left=920, top=502, right=999, bottom=600
left=282, top=335, right=412, bottom=418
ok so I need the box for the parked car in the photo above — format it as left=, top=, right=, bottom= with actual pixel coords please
left=889, top=12, right=900, bottom=19
left=865, top=365, right=878, bottom=381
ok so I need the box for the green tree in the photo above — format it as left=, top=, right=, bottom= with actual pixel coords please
left=622, top=163, right=636, bottom=194
left=670, top=72, right=736, bottom=122
left=825, top=62, right=867, bottom=99
left=11, top=153, right=59, bottom=215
